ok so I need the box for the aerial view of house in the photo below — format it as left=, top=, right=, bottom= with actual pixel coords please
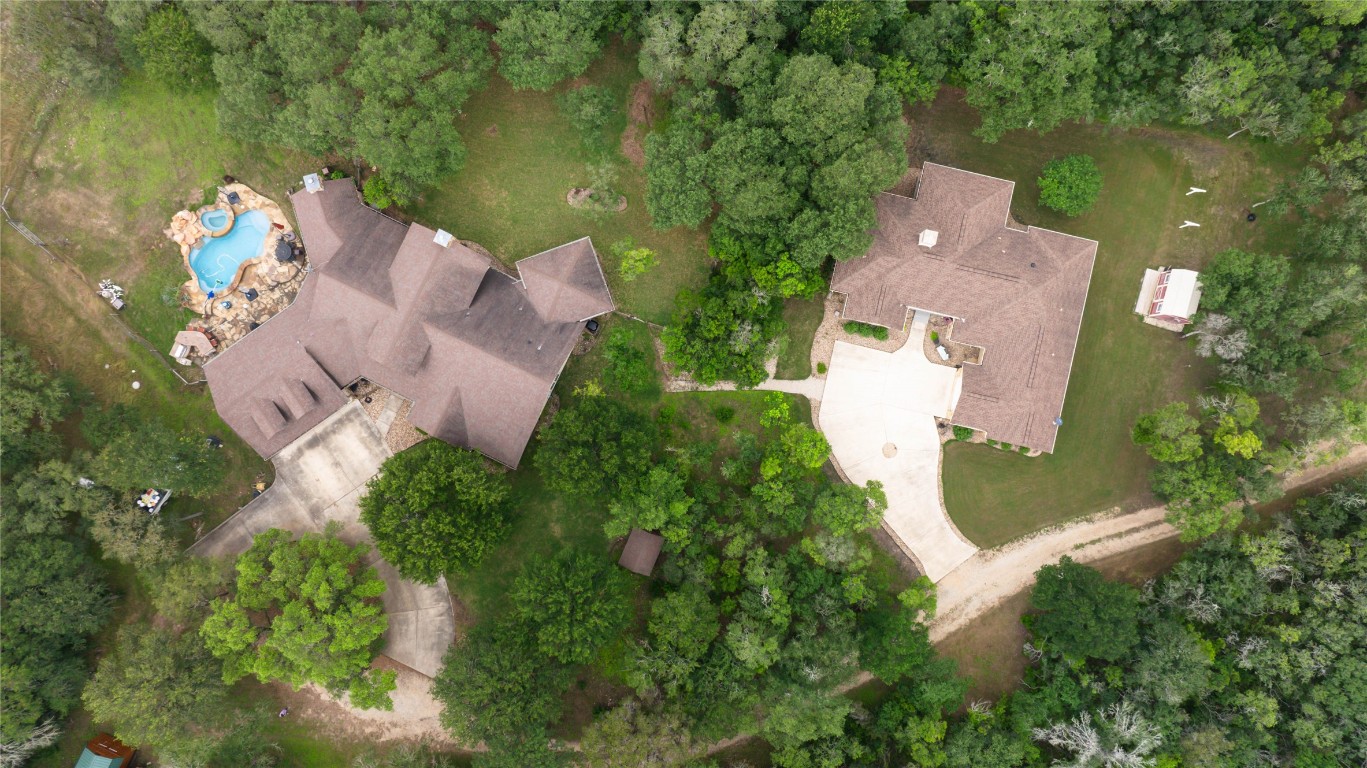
left=832, top=163, right=1098, bottom=454
left=4, top=3, right=1365, bottom=768
left=205, top=178, right=613, bottom=468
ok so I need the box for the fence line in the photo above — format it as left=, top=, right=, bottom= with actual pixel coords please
left=1, top=188, right=203, bottom=386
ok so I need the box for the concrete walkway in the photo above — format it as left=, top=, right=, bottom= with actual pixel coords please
left=818, top=312, right=978, bottom=581
left=190, top=402, right=455, bottom=679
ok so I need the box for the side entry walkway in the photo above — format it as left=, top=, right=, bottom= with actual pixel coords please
left=190, top=402, right=455, bottom=679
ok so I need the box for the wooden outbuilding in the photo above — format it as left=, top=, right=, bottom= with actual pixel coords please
left=618, top=529, right=664, bottom=576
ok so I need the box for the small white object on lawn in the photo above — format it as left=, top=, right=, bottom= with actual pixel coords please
left=1186, top=187, right=1207, bottom=195
left=1179, top=221, right=1201, bottom=228
left=131, top=381, right=141, bottom=390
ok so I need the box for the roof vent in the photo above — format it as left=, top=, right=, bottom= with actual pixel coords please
left=919, top=229, right=939, bottom=248
left=302, top=173, right=322, bottom=194
left=433, top=229, right=454, bottom=247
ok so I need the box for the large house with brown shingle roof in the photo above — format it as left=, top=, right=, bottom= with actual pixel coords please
left=204, top=178, right=613, bottom=467
left=831, top=163, right=1098, bottom=454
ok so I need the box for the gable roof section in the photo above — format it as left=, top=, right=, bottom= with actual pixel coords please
left=518, top=237, right=615, bottom=323
left=205, top=179, right=613, bottom=466
left=830, top=163, right=1098, bottom=453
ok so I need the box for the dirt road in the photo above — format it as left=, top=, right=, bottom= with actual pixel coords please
left=929, top=444, right=1367, bottom=642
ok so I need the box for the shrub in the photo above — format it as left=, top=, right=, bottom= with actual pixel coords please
left=601, top=326, right=659, bottom=396
left=712, top=405, right=736, bottom=424
left=1038, top=154, right=1103, bottom=216
left=612, top=238, right=658, bottom=282
left=1019, top=445, right=1030, bottom=454
left=362, top=175, right=407, bottom=209
left=930, top=331, right=940, bottom=343
left=987, top=439, right=999, bottom=447
left=843, top=321, right=889, bottom=341
left=1002, top=443, right=1014, bottom=451
left=557, top=85, right=618, bottom=153
left=952, top=425, right=975, bottom=441
left=816, top=362, right=828, bottom=375
left=134, top=6, right=212, bottom=92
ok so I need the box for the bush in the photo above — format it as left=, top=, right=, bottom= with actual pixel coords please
left=843, top=321, right=889, bottom=341
left=987, top=439, right=999, bottom=447
left=712, top=406, right=736, bottom=424
left=1019, top=445, right=1030, bottom=454
left=612, top=238, right=658, bottom=282
left=1038, top=154, right=1103, bottom=216
left=930, top=331, right=940, bottom=343
left=816, top=362, right=828, bottom=375
left=557, top=85, right=617, bottom=153
left=601, top=326, right=659, bottom=397
left=362, top=175, right=406, bottom=209
left=1002, top=443, right=1014, bottom=451
left=134, top=6, right=212, bottom=92
left=952, top=425, right=975, bottom=441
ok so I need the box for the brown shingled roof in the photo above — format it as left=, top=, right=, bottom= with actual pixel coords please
left=618, top=528, right=664, bottom=576
left=830, top=163, right=1098, bottom=454
left=204, top=179, right=615, bottom=466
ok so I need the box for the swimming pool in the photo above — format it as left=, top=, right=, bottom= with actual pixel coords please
left=188, top=209, right=270, bottom=293
left=200, top=208, right=230, bottom=230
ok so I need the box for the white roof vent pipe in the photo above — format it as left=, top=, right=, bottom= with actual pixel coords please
left=433, top=229, right=454, bottom=247
left=919, top=229, right=939, bottom=248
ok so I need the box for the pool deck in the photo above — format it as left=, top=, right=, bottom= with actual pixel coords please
left=164, top=183, right=302, bottom=362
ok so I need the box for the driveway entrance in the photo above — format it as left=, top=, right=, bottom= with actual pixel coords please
left=819, top=311, right=978, bottom=581
left=190, top=402, right=455, bottom=678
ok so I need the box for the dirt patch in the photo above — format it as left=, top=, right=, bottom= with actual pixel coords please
left=620, top=80, right=656, bottom=168
left=567, top=187, right=627, bottom=212
left=269, top=660, right=469, bottom=749
left=935, top=588, right=1030, bottom=704
left=484, top=124, right=499, bottom=137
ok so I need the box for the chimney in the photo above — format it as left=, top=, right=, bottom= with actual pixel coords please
left=919, top=229, right=938, bottom=248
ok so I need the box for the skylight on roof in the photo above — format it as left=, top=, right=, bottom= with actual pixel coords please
left=919, top=229, right=939, bottom=248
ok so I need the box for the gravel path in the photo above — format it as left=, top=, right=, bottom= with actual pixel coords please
left=929, top=442, right=1367, bottom=642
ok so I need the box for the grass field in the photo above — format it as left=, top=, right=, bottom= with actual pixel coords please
left=411, top=45, right=710, bottom=325
left=775, top=296, right=826, bottom=379
left=915, top=91, right=1308, bottom=547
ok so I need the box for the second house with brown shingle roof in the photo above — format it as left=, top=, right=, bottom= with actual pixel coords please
left=204, top=178, right=614, bottom=467
left=831, top=163, right=1098, bottom=454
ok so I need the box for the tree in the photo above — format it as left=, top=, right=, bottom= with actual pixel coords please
left=1152, top=454, right=1244, bottom=540
left=149, top=556, right=229, bottom=627
left=1185, top=314, right=1250, bottom=361
left=82, top=622, right=228, bottom=758
left=558, top=85, right=618, bottom=154
left=1032, top=702, right=1161, bottom=768
left=134, top=5, right=212, bottom=91
left=1132, top=403, right=1203, bottom=463
left=812, top=481, right=887, bottom=536
left=200, top=528, right=394, bottom=708
left=5, top=460, right=108, bottom=536
left=91, top=421, right=225, bottom=498
left=1037, top=155, right=1103, bottom=217
left=962, top=3, right=1110, bottom=142
left=494, top=2, right=609, bottom=91
left=534, top=395, right=656, bottom=499
left=630, top=584, right=719, bottom=696
left=434, top=616, right=571, bottom=748
left=644, top=123, right=712, bottom=230
left=606, top=463, right=695, bottom=549
left=1198, top=250, right=1291, bottom=334
left=7, top=0, right=121, bottom=96
left=360, top=441, right=512, bottom=584
left=510, top=549, right=631, bottom=666
left=578, top=703, right=697, bottom=768
left=1028, top=557, right=1141, bottom=662
left=0, top=338, right=70, bottom=474
left=600, top=325, right=659, bottom=396
left=84, top=495, right=178, bottom=569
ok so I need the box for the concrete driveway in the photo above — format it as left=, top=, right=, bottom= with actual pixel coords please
left=190, top=402, right=455, bottom=679
left=818, top=312, right=978, bottom=581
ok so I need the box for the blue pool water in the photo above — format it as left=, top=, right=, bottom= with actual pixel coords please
left=200, top=208, right=229, bottom=230
left=189, top=209, right=270, bottom=292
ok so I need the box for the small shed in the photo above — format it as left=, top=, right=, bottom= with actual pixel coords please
left=1135, top=267, right=1202, bottom=330
left=75, top=733, right=134, bottom=768
left=618, top=528, right=664, bottom=576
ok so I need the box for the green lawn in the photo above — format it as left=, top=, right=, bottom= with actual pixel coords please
left=776, top=296, right=826, bottom=379
left=409, top=45, right=710, bottom=325
left=917, top=91, right=1308, bottom=547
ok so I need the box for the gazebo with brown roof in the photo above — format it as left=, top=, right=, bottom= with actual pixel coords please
left=618, top=529, right=664, bottom=576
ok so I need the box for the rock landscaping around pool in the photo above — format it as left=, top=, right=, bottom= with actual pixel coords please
left=166, top=182, right=295, bottom=308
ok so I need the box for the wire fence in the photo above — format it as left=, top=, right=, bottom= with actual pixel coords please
left=1, top=187, right=204, bottom=386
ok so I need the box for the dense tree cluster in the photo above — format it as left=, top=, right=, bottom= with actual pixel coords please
left=360, top=440, right=513, bottom=584
left=200, top=527, right=396, bottom=709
